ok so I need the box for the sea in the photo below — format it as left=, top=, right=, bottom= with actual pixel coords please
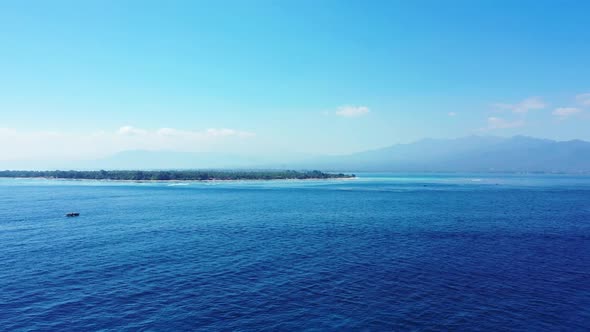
left=1, top=173, right=589, bottom=331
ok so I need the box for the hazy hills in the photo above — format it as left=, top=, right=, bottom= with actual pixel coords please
left=300, top=136, right=590, bottom=172
left=2, top=136, right=589, bottom=173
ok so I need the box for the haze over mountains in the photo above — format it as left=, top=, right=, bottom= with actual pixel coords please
left=2, top=136, right=590, bottom=173
left=298, top=136, right=590, bottom=172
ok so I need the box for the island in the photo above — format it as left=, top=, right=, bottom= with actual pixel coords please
left=0, top=170, right=355, bottom=181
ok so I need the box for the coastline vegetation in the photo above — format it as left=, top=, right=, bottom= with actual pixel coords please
left=0, top=170, right=354, bottom=181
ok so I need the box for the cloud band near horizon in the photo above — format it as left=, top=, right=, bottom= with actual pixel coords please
left=0, top=126, right=256, bottom=161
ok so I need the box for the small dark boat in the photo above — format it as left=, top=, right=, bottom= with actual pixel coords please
left=66, top=212, right=80, bottom=217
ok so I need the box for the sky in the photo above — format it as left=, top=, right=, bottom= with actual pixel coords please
left=1, top=0, right=590, bottom=162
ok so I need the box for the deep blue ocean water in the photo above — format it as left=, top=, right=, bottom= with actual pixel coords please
left=1, top=173, right=590, bottom=331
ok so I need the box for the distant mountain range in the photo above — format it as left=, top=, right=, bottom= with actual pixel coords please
left=298, top=136, right=590, bottom=172
left=2, top=136, right=590, bottom=172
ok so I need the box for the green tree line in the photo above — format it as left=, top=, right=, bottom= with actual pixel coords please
left=0, top=170, right=354, bottom=181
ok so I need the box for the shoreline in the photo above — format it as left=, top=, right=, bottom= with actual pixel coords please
left=0, top=176, right=357, bottom=183
left=0, top=170, right=355, bottom=182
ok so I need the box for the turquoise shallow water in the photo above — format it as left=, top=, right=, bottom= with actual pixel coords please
left=1, top=174, right=590, bottom=330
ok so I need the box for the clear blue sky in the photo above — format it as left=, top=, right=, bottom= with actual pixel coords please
left=1, top=0, right=589, bottom=160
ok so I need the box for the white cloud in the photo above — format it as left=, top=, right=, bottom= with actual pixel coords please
left=205, top=128, right=255, bottom=138
left=156, top=127, right=255, bottom=138
left=485, top=117, right=525, bottom=130
left=118, top=125, right=148, bottom=136
left=494, top=97, right=546, bottom=113
left=448, top=112, right=457, bottom=117
left=335, top=105, right=370, bottom=117
left=156, top=127, right=182, bottom=137
left=552, top=107, right=582, bottom=119
left=0, top=126, right=256, bottom=161
left=576, top=93, right=590, bottom=106
left=0, top=128, right=18, bottom=136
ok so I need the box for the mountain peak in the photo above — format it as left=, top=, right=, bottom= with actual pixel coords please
left=305, top=136, right=590, bottom=172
